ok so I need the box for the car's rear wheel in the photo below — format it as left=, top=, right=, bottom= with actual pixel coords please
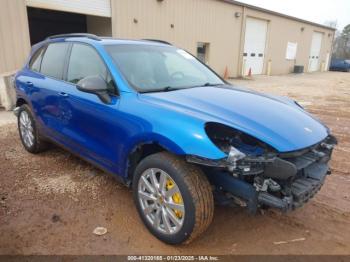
left=133, top=152, right=214, bottom=244
left=18, top=104, right=48, bottom=153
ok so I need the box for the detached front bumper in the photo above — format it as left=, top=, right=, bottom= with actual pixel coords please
left=203, top=135, right=337, bottom=213
left=207, top=161, right=329, bottom=213
left=258, top=162, right=329, bottom=211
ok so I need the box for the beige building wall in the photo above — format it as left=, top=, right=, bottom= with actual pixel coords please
left=87, top=15, right=112, bottom=37
left=111, top=0, right=334, bottom=77
left=0, top=0, right=335, bottom=78
left=242, top=8, right=334, bottom=75
left=0, top=0, right=31, bottom=75
left=111, top=0, right=243, bottom=77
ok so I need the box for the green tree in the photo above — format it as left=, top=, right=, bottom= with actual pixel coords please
left=333, top=24, right=350, bottom=59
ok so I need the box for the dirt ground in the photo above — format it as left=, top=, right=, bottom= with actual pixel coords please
left=0, top=72, right=349, bottom=255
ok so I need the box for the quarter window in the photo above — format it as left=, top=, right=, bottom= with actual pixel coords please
left=29, top=47, right=45, bottom=72
left=40, top=43, right=69, bottom=79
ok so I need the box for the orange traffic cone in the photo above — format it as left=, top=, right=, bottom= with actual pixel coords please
left=248, top=67, right=252, bottom=77
left=223, top=66, right=229, bottom=80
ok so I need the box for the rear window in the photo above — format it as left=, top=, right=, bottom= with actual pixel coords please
left=40, top=43, right=69, bottom=79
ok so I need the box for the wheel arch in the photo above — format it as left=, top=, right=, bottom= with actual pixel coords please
left=16, top=97, right=28, bottom=107
left=124, top=136, right=186, bottom=185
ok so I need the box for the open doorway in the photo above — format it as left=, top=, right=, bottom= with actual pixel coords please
left=27, top=7, right=112, bottom=45
left=27, top=7, right=87, bottom=45
left=197, top=42, right=210, bottom=64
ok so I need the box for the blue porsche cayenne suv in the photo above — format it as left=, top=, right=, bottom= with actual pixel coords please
left=14, top=33, right=336, bottom=244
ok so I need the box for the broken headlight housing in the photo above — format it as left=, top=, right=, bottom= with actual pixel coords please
left=204, top=122, right=276, bottom=174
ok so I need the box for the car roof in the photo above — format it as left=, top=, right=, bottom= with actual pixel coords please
left=29, top=34, right=174, bottom=62
left=44, top=33, right=172, bottom=47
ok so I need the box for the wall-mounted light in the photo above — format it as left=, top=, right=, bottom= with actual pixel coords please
left=235, top=12, right=241, bottom=18
left=133, top=18, right=138, bottom=24
left=170, top=24, right=174, bottom=29
left=328, top=33, right=332, bottom=37
left=301, top=27, right=305, bottom=32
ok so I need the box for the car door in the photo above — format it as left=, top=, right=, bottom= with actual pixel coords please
left=16, top=45, right=46, bottom=122
left=23, top=42, right=71, bottom=138
left=57, top=43, right=121, bottom=172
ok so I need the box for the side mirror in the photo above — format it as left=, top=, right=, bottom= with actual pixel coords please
left=77, top=75, right=111, bottom=104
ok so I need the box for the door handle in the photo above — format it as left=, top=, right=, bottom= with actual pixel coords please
left=26, top=81, right=33, bottom=87
left=58, top=92, right=69, bottom=98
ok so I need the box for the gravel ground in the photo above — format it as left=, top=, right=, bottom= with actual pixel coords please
left=0, top=110, right=15, bottom=126
left=0, top=72, right=349, bottom=255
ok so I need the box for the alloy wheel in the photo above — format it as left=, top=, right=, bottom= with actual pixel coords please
left=138, top=168, right=185, bottom=235
left=19, top=111, right=34, bottom=148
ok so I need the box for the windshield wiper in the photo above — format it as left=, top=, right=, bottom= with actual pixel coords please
left=140, top=83, right=224, bottom=93
left=203, top=82, right=224, bottom=87
left=189, top=83, right=224, bottom=88
left=140, top=86, right=182, bottom=93
left=162, top=86, right=181, bottom=92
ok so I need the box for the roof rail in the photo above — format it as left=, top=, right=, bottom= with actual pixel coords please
left=46, top=33, right=101, bottom=41
left=143, top=39, right=172, bottom=45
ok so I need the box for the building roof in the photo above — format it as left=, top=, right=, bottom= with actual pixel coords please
left=220, top=0, right=336, bottom=31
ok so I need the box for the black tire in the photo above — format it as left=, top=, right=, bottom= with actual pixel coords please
left=132, top=152, right=214, bottom=244
left=17, top=104, right=49, bottom=154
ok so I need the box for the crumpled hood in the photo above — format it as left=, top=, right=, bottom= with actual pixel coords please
left=140, top=86, right=328, bottom=152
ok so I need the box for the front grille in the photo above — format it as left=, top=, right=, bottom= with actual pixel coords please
left=281, top=135, right=336, bottom=173
left=287, top=150, right=329, bottom=170
left=260, top=136, right=336, bottom=211
left=291, top=162, right=328, bottom=208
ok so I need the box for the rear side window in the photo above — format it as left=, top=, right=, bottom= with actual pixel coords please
left=29, top=47, right=45, bottom=72
left=40, top=43, right=69, bottom=79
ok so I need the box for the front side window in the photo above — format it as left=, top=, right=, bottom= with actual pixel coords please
left=40, top=43, right=69, bottom=79
left=67, top=43, right=116, bottom=94
left=105, top=44, right=223, bottom=93
left=67, top=44, right=107, bottom=83
left=29, top=47, right=45, bottom=72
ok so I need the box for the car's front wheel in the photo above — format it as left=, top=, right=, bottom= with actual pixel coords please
left=133, top=152, right=214, bottom=244
left=17, top=104, right=48, bottom=153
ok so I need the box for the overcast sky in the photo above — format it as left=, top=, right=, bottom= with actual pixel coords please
left=237, top=0, right=350, bottom=31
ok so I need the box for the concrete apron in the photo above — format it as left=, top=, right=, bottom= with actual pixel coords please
left=0, top=74, right=16, bottom=111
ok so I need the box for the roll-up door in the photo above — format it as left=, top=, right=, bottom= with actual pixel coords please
left=308, top=32, right=323, bottom=72
left=26, top=0, right=111, bottom=17
left=243, top=17, right=268, bottom=75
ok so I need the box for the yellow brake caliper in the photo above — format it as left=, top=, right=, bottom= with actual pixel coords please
left=166, top=179, right=183, bottom=218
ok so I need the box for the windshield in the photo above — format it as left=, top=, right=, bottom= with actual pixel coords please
left=104, top=44, right=224, bottom=93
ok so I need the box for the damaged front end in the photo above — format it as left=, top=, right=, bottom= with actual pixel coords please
left=187, top=123, right=337, bottom=213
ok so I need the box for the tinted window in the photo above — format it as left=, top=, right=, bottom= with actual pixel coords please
left=105, top=44, right=223, bottom=92
left=67, top=44, right=116, bottom=94
left=67, top=44, right=107, bottom=84
left=29, top=47, right=45, bottom=72
left=40, top=43, right=69, bottom=79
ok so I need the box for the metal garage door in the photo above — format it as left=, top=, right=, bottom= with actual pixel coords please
left=26, top=0, right=111, bottom=17
left=243, top=17, right=268, bottom=75
left=308, top=32, right=323, bottom=72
